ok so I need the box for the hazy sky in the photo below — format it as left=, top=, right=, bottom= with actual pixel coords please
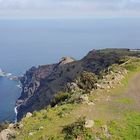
left=0, top=0, right=140, bottom=18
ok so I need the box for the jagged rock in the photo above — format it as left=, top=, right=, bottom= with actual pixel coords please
left=66, top=82, right=79, bottom=92
left=59, top=57, right=75, bottom=65
left=0, top=129, right=16, bottom=140
left=85, top=120, right=94, bottom=128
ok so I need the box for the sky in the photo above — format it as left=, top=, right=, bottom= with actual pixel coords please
left=0, top=0, right=140, bottom=18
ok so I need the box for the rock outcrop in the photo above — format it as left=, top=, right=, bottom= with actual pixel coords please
left=0, top=128, right=16, bottom=140
left=16, top=49, right=140, bottom=121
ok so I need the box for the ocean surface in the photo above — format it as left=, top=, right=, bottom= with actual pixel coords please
left=0, top=18, right=140, bottom=122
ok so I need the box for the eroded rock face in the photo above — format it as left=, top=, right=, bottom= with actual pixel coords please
left=0, top=129, right=16, bottom=140
left=16, top=57, right=77, bottom=121
left=16, top=49, right=139, bottom=121
left=59, top=57, right=75, bottom=66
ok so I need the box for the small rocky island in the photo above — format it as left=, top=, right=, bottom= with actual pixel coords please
left=0, top=68, right=19, bottom=81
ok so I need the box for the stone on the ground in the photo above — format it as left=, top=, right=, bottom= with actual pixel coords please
left=29, top=132, right=34, bottom=136
left=8, top=124, right=14, bottom=129
left=26, top=112, right=32, bottom=118
left=80, top=95, right=89, bottom=103
left=85, top=120, right=94, bottom=128
left=87, top=102, right=95, bottom=106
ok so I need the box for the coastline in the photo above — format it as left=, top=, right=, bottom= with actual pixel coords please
left=14, top=106, right=18, bottom=123
left=0, top=69, right=21, bottom=123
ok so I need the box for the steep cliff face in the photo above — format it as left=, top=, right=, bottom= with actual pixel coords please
left=16, top=49, right=140, bottom=121
left=16, top=57, right=76, bottom=121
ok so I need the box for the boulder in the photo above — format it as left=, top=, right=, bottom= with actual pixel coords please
left=85, top=120, right=94, bottom=128
left=0, top=129, right=16, bottom=140
left=8, top=124, right=14, bottom=129
left=87, top=102, right=95, bottom=106
left=59, top=57, right=75, bottom=65
left=29, top=132, right=34, bottom=136
left=66, top=82, right=79, bottom=92
left=26, top=112, right=32, bottom=118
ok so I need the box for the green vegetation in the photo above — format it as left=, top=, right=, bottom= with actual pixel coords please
left=107, top=111, right=140, bottom=140
left=115, top=98, right=133, bottom=104
left=76, top=71, right=98, bottom=91
left=123, top=58, right=140, bottom=72
left=51, top=92, right=71, bottom=107
left=62, top=117, right=95, bottom=140
left=11, top=56, right=140, bottom=140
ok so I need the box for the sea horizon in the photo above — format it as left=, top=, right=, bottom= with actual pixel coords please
left=0, top=17, right=140, bottom=122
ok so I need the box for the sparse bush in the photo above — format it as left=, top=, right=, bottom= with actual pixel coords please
left=123, top=58, right=140, bottom=71
left=62, top=117, right=95, bottom=140
left=76, top=71, right=98, bottom=91
left=51, top=92, right=71, bottom=107
left=125, top=64, right=138, bottom=71
left=57, top=105, right=73, bottom=118
left=68, top=93, right=82, bottom=104
left=48, top=136, right=63, bottom=140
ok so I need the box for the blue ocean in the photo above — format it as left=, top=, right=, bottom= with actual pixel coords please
left=0, top=18, right=140, bottom=122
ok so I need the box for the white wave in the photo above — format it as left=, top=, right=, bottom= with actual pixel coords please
left=14, top=106, right=18, bottom=123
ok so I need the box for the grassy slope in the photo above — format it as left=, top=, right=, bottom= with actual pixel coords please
left=14, top=58, right=140, bottom=140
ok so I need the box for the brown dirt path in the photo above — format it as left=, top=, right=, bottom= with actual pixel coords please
left=72, top=71, right=140, bottom=121
left=123, top=72, right=140, bottom=111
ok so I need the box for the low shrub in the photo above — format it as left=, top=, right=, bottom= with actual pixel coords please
left=76, top=71, right=98, bottom=91
left=62, top=117, right=95, bottom=140
left=51, top=92, right=71, bottom=107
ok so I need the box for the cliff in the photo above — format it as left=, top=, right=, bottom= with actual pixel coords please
left=16, top=49, right=140, bottom=121
left=1, top=48, right=140, bottom=140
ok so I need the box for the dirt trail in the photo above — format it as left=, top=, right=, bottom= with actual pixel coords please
left=124, top=72, right=140, bottom=111
left=73, top=71, right=140, bottom=121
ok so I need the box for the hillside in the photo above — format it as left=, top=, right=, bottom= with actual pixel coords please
left=0, top=48, right=140, bottom=140
left=16, top=49, right=140, bottom=121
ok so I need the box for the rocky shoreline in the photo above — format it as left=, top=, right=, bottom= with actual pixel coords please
left=0, top=68, right=19, bottom=81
